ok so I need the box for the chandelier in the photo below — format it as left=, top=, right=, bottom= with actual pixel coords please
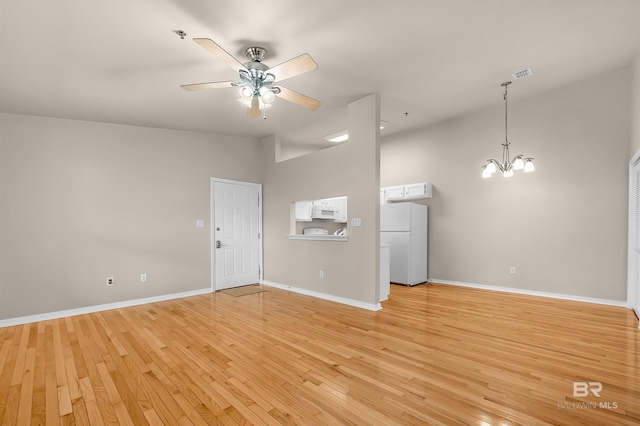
left=482, top=81, right=534, bottom=178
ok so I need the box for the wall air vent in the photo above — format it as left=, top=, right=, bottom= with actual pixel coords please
left=512, top=68, right=533, bottom=80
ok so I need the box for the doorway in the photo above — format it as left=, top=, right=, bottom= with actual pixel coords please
left=628, top=152, right=640, bottom=326
left=210, top=178, right=262, bottom=291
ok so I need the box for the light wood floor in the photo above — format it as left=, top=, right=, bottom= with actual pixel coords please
left=1, top=283, right=639, bottom=425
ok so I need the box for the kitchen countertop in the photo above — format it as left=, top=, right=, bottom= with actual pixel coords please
left=287, top=234, right=348, bottom=241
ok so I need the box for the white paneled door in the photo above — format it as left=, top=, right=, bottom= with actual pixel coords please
left=212, top=179, right=261, bottom=291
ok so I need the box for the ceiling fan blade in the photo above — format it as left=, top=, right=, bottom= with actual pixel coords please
left=268, top=54, right=318, bottom=81
left=193, top=38, right=246, bottom=72
left=247, top=97, right=261, bottom=119
left=275, top=86, right=322, bottom=111
left=180, top=81, right=236, bottom=91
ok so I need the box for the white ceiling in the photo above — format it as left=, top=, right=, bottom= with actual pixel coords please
left=2, top=0, right=640, bottom=146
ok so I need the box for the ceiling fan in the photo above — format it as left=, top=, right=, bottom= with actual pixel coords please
left=181, top=38, right=321, bottom=119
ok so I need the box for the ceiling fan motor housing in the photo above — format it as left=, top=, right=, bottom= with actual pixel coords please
left=245, top=47, right=267, bottom=62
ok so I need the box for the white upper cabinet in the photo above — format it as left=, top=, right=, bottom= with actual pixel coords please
left=295, top=201, right=312, bottom=221
left=404, top=182, right=432, bottom=199
left=381, top=182, right=432, bottom=204
left=333, top=197, right=348, bottom=222
left=384, top=185, right=405, bottom=201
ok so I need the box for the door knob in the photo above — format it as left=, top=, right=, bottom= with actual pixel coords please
left=216, top=240, right=222, bottom=249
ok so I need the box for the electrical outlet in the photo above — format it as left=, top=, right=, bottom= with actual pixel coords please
left=319, top=270, right=324, bottom=279
left=510, top=267, right=516, bottom=275
left=106, top=277, right=115, bottom=286
left=140, top=273, right=147, bottom=282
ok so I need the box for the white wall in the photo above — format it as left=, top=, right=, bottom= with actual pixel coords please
left=262, top=95, right=381, bottom=307
left=381, top=70, right=630, bottom=301
left=0, top=113, right=263, bottom=320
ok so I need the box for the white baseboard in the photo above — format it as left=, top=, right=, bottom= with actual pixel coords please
left=5, top=280, right=623, bottom=328
left=0, top=288, right=212, bottom=328
left=430, top=278, right=628, bottom=308
left=262, top=280, right=382, bottom=311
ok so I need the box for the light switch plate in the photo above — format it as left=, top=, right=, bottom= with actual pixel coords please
left=196, top=219, right=205, bottom=228
left=351, top=218, right=362, bottom=227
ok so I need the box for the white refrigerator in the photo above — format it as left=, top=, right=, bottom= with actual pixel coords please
left=380, top=202, right=428, bottom=286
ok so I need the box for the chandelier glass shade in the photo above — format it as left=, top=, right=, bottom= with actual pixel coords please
left=482, top=81, right=534, bottom=178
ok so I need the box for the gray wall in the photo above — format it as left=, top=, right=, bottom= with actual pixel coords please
left=0, top=113, right=263, bottom=319
left=381, top=70, right=630, bottom=301
left=1, top=66, right=633, bottom=322
left=262, top=95, right=381, bottom=305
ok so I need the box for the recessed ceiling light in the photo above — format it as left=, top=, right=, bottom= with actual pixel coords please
left=324, top=121, right=389, bottom=143
left=325, top=130, right=349, bottom=143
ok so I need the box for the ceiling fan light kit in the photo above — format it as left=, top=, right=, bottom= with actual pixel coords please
left=481, top=81, right=535, bottom=178
left=181, top=38, right=321, bottom=119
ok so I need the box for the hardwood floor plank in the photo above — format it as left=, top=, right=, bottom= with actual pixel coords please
left=109, top=368, right=151, bottom=425
left=51, top=321, right=68, bottom=390
left=16, top=347, right=35, bottom=425
left=143, top=408, right=165, bottom=426
left=78, top=376, right=104, bottom=425
left=30, top=321, right=47, bottom=425
left=63, top=357, right=81, bottom=402
left=140, top=366, right=190, bottom=424
left=95, top=362, right=135, bottom=426
left=0, top=340, right=12, bottom=378
left=208, top=379, right=267, bottom=426
left=44, top=373, right=60, bottom=426
left=67, top=318, right=89, bottom=382
left=171, top=392, right=213, bottom=426
left=70, top=395, right=91, bottom=425
left=1, top=384, right=20, bottom=426
left=179, top=364, right=239, bottom=421
left=10, top=324, right=30, bottom=386
left=78, top=348, right=117, bottom=425
left=57, top=385, right=73, bottom=417
left=84, top=398, right=105, bottom=426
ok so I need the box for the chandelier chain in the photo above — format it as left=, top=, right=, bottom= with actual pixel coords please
left=502, top=82, right=510, bottom=165
left=504, top=83, right=508, bottom=145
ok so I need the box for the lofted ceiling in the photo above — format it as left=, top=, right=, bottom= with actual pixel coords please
left=1, top=0, right=640, bottom=146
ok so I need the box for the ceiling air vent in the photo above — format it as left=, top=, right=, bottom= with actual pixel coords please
left=512, top=68, right=533, bottom=80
